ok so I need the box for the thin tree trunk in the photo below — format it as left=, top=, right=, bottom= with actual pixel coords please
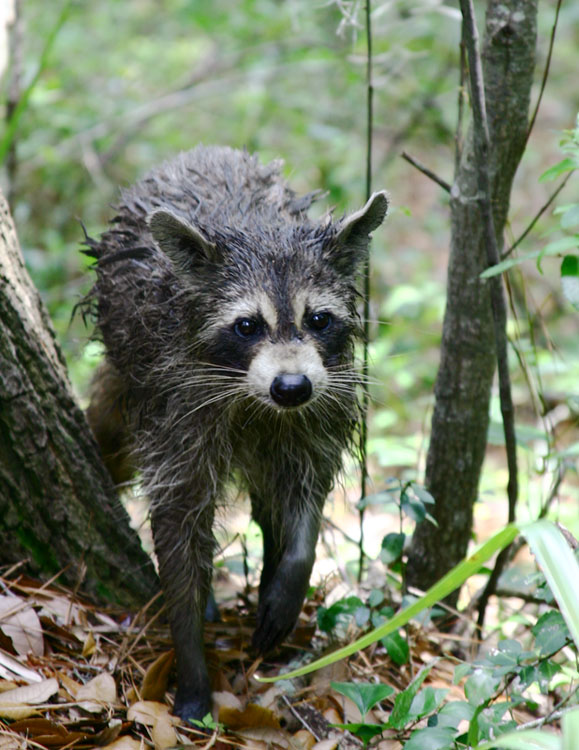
left=0, top=190, right=158, bottom=606
left=406, top=0, right=537, bottom=602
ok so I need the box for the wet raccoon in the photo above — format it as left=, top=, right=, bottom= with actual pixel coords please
left=84, top=145, right=388, bottom=721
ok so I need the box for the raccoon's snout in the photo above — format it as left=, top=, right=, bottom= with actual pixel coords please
left=270, top=374, right=312, bottom=407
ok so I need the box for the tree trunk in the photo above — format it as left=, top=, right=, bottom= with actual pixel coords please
left=0, top=190, right=158, bottom=606
left=406, top=0, right=537, bottom=601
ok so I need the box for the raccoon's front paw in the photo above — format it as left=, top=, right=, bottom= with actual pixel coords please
left=173, top=686, right=212, bottom=724
left=252, top=584, right=303, bottom=654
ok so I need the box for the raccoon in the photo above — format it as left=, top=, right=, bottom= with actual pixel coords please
left=84, top=145, right=388, bottom=721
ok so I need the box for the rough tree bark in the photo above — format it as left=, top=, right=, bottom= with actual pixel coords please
left=406, top=0, right=537, bottom=602
left=0, top=190, right=158, bottom=606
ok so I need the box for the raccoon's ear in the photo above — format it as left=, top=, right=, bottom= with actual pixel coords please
left=330, top=190, right=389, bottom=276
left=147, top=209, right=217, bottom=272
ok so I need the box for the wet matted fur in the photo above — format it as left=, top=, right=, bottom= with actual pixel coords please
left=83, top=145, right=388, bottom=720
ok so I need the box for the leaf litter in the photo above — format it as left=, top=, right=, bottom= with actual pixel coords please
left=0, top=564, right=549, bottom=750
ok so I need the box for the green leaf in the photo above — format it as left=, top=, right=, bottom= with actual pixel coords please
left=401, top=490, right=427, bottom=522
left=330, top=681, right=394, bottom=720
left=474, top=728, right=561, bottom=749
left=380, top=532, right=405, bottom=564
left=386, top=665, right=431, bottom=730
left=541, top=235, right=579, bottom=257
left=480, top=250, right=541, bottom=278
left=381, top=630, right=409, bottom=666
left=523, top=521, right=579, bottom=652
left=561, top=255, right=579, bottom=308
left=331, top=723, right=385, bottom=745
left=563, top=708, right=579, bottom=750
left=539, top=156, right=578, bottom=182
left=412, top=484, right=435, bottom=504
left=559, top=203, right=579, bottom=230
left=403, top=726, right=457, bottom=750
left=532, top=610, right=570, bottom=656
left=464, top=668, right=501, bottom=706
left=408, top=687, right=449, bottom=720
left=436, top=700, right=475, bottom=729
left=368, top=589, right=384, bottom=608
left=256, top=524, right=519, bottom=683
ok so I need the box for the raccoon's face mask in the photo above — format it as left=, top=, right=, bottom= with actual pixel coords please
left=147, top=191, right=388, bottom=411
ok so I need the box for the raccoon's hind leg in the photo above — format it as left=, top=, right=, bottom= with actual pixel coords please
left=250, top=493, right=324, bottom=654
left=86, top=361, right=135, bottom=485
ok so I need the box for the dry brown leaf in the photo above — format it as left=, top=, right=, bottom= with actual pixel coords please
left=0, top=650, right=43, bottom=682
left=0, top=734, right=21, bottom=750
left=219, top=703, right=281, bottom=730
left=77, top=672, right=117, bottom=712
left=212, top=690, right=243, bottom=712
left=82, top=631, right=97, bottom=657
left=311, top=739, right=339, bottom=750
left=127, top=700, right=174, bottom=726
left=235, top=726, right=290, bottom=747
left=92, top=718, right=123, bottom=746
left=140, top=649, right=174, bottom=702
left=0, top=681, right=18, bottom=693
left=0, top=704, right=39, bottom=720
left=0, top=595, right=44, bottom=657
left=57, top=671, right=82, bottom=699
left=150, top=716, right=178, bottom=749
left=0, top=677, right=58, bottom=705
left=291, top=729, right=316, bottom=750
left=96, top=737, right=143, bottom=750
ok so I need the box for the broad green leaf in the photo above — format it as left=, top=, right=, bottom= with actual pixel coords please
left=561, top=255, right=579, bottom=308
left=532, top=611, right=570, bottom=656
left=563, top=707, right=579, bottom=750
left=403, top=726, right=457, bottom=750
left=559, top=204, right=579, bottom=229
left=464, top=668, right=501, bottom=706
left=386, top=665, right=431, bottom=730
left=523, top=521, right=579, bottom=651
left=331, top=723, right=385, bottom=745
left=408, top=687, right=448, bottom=720
left=412, top=485, right=435, bottom=504
left=474, top=728, right=561, bottom=749
left=381, top=630, right=409, bottom=666
left=541, top=235, right=579, bottom=257
left=256, top=524, right=519, bottom=682
left=330, top=681, right=394, bottom=719
left=436, top=700, right=475, bottom=729
left=539, top=157, right=578, bottom=182
left=480, top=250, right=542, bottom=278
left=380, top=532, right=405, bottom=564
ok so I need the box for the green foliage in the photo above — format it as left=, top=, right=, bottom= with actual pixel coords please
left=261, top=521, right=579, bottom=746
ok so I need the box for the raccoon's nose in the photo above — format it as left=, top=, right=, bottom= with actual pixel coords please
left=270, top=374, right=312, bottom=407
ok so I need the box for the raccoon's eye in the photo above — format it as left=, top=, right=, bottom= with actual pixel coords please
left=307, top=311, right=332, bottom=331
left=234, top=317, right=260, bottom=338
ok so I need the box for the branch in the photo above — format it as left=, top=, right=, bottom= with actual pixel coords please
left=526, top=0, right=563, bottom=145
left=457, top=0, right=519, bottom=632
left=401, top=151, right=451, bottom=193
left=502, top=170, right=575, bottom=259
left=359, top=0, right=374, bottom=582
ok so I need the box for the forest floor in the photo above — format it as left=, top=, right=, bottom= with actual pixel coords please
left=0, top=547, right=556, bottom=750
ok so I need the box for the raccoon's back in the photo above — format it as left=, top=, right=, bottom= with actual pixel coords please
left=104, top=145, right=316, bottom=251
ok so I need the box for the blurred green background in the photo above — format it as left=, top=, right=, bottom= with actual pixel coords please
left=2, top=0, right=578, bottom=546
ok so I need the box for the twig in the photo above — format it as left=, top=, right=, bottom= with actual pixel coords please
left=401, top=151, right=451, bottom=193
left=5, top=0, right=23, bottom=206
left=502, top=170, right=575, bottom=259
left=526, top=0, right=563, bottom=145
left=358, top=0, right=374, bottom=583
left=457, top=0, right=519, bottom=633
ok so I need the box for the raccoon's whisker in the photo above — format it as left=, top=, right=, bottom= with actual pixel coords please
left=173, top=387, right=248, bottom=426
